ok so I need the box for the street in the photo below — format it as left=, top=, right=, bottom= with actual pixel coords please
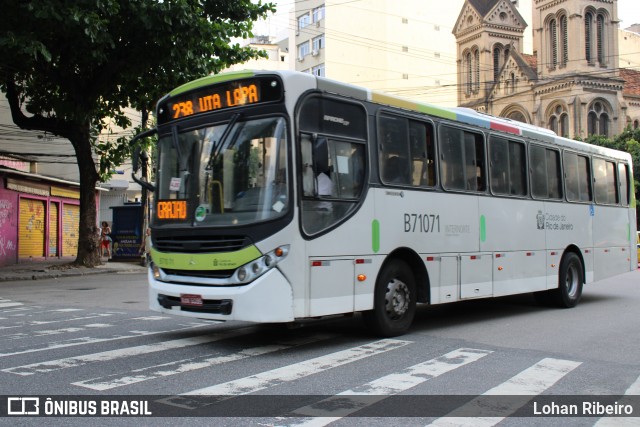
left=0, top=269, right=639, bottom=426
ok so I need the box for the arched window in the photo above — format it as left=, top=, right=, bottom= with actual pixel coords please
left=549, top=18, right=558, bottom=68
left=587, top=100, right=610, bottom=136
left=474, top=49, right=480, bottom=93
left=585, top=12, right=593, bottom=63
left=634, top=120, right=639, bottom=129
left=465, top=51, right=473, bottom=95
left=510, top=72, right=516, bottom=93
left=493, top=46, right=502, bottom=82
left=597, top=14, right=606, bottom=65
left=507, top=111, right=527, bottom=123
left=560, top=113, right=569, bottom=137
left=547, top=104, right=569, bottom=137
left=560, top=15, right=568, bottom=66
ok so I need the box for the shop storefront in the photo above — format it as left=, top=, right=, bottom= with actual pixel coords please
left=0, top=168, right=99, bottom=266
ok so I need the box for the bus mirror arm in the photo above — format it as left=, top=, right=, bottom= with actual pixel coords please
left=132, top=171, right=156, bottom=193
left=130, top=128, right=157, bottom=192
left=130, top=128, right=157, bottom=173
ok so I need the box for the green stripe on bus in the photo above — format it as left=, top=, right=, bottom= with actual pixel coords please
left=150, top=245, right=261, bottom=271
left=480, top=215, right=486, bottom=242
left=169, top=70, right=256, bottom=96
left=372, top=219, right=380, bottom=253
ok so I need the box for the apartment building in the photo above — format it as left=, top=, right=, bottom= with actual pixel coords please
left=289, top=0, right=480, bottom=107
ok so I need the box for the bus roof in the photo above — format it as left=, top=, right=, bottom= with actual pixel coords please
left=168, top=69, right=631, bottom=162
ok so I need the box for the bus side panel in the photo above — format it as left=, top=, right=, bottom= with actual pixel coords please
left=493, top=251, right=547, bottom=297
left=593, top=205, right=633, bottom=281
left=375, top=189, right=480, bottom=255
left=308, top=258, right=354, bottom=317
left=304, top=192, right=377, bottom=317
left=543, top=202, right=593, bottom=251
left=544, top=202, right=593, bottom=288
left=479, top=197, right=547, bottom=295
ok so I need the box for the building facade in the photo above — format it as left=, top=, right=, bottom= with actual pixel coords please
left=454, top=0, right=640, bottom=137
left=0, top=165, right=101, bottom=267
left=290, top=0, right=466, bottom=107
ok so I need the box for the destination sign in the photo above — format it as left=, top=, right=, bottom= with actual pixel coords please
left=158, top=76, right=283, bottom=123
left=156, top=200, right=187, bottom=220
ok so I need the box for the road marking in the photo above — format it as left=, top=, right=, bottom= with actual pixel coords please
left=426, top=357, right=582, bottom=426
left=288, top=348, right=492, bottom=425
left=594, top=374, right=640, bottom=427
left=159, top=339, right=411, bottom=409
left=72, top=334, right=337, bottom=390
left=0, top=313, right=115, bottom=331
left=0, top=323, right=213, bottom=359
left=0, top=302, right=23, bottom=308
left=5, top=324, right=112, bottom=340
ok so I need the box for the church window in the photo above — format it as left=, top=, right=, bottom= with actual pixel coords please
left=560, top=15, right=568, bottom=66
left=465, top=51, right=473, bottom=95
left=548, top=104, right=569, bottom=137
left=474, top=49, right=480, bottom=93
left=587, top=101, right=610, bottom=137
left=597, top=14, right=606, bottom=65
left=585, top=12, right=593, bottom=63
left=493, top=46, right=502, bottom=82
left=549, top=18, right=558, bottom=68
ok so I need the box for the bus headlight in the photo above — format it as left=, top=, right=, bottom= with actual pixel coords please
left=233, top=245, right=289, bottom=284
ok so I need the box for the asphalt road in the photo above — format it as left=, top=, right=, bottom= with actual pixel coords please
left=0, top=269, right=638, bottom=426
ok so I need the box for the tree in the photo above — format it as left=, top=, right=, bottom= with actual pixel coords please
left=585, top=127, right=640, bottom=228
left=0, top=0, right=274, bottom=266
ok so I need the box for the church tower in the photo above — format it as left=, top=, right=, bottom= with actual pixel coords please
left=531, top=0, right=623, bottom=137
left=454, top=0, right=630, bottom=138
left=453, top=0, right=528, bottom=112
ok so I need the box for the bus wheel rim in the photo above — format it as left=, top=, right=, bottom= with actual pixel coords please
left=385, top=279, right=410, bottom=319
left=566, top=263, right=579, bottom=298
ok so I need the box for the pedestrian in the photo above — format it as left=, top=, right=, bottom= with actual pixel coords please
left=100, top=221, right=112, bottom=259
left=139, top=228, right=151, bottom=266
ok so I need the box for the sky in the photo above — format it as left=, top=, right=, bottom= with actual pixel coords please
left=256, top=0, right=640, bottom=39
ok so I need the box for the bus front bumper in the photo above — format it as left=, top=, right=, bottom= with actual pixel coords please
left=148, top=268, right=295, bottom=323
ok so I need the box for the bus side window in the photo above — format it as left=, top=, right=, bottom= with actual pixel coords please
left=301, top=134, right=315, bottom=196
left=409, top=120, right=435, bottom=187
left=378, top=113, right=410, bottom=185
left=439, top=125, right=465, bottom=190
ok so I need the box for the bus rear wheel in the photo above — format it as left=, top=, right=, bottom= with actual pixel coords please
left=536, top=252, right=583, bottom=308
left=363, top=259, right=416, bottom=337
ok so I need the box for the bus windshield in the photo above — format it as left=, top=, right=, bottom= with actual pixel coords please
left=155, top=116, right=288, bottom=226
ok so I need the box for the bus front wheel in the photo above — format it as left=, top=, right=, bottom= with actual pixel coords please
left=363, top=259, right=416, bottom=337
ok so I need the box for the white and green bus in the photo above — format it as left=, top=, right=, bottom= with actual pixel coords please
left=132, top=70, right=636, bottom=337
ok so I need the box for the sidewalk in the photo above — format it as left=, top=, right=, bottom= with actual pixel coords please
left=0, top=258, right=147, bottom=282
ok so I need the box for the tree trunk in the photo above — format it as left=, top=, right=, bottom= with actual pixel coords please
left=69, top=127, right=101, bottom=267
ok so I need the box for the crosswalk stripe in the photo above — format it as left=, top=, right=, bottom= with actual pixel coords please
left=593, top=374, right=640, bottom=427
left=289, top=347, right=492, bottom=424
left=0, top=322, right=209, bottom=358
left=0, top=313, right=115, bottom=331
left=0, top=302, right=24, bottom=308
left=426, top=357, right=582, bottom=426
left=159, top=339, right=411, bottom=409
left=72, top=333, right=338, bottom=391
left=2, top=327, right=256, bottom=375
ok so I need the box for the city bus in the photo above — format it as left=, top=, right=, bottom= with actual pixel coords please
left=131, top=69, right=636, bottom=337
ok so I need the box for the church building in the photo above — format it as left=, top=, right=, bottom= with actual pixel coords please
left=454, top=0, right=640, bottom=138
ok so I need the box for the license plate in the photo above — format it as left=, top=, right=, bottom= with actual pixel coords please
left=180, top=294, right=203, bottom=307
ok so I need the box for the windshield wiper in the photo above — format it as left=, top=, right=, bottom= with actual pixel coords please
left=206, top=113, right=242, bottom=171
